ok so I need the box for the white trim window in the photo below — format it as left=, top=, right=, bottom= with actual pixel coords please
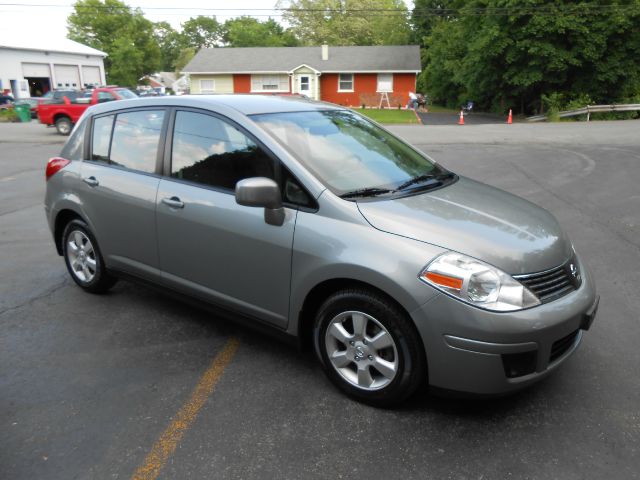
left=377, top=73, right=393, bottom=93
left=338, top=73, right=354, bottom=92
left=251, top=74, right=289, bottom=92
left=200, top=79, right=216, bottom=93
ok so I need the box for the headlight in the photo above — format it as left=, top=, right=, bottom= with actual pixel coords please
left=420, top=252, right=540, bottom=311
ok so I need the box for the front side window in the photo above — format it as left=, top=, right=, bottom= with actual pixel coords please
left=171, top=111, right=274, bottom=190
left=109, top=110, right=165, bottom=173
left=338, top=73, right=353, bottom=92
left=252, top=110, right=446, bottom=196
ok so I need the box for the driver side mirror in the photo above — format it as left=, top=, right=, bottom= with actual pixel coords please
left=235, top=177, right=285, bottom=226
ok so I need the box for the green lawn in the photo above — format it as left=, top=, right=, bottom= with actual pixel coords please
left=354, top=108, right=420, bottom=124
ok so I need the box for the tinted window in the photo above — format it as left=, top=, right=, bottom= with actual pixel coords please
left=110, top=110, right=164, bottom=173
left=60, top=117, right=87, bottom=160
left=97, top=92, right=116, bottom=103
left=171, top=111, right=274, bottom=190
left=91, top=115, right=114, bottom=162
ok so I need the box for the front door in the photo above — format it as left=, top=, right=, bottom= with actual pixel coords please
left=299, top=75, right=311, bottom=98
left=156, top=109, right=296, bottom=328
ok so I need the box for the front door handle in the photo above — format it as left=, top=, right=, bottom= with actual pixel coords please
left=162, top=196, right=184, bottom=209
left=83, top=176, right=99, bottom=187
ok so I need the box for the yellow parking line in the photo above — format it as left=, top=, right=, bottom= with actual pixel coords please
left=131, top=337, right=240, bottom=480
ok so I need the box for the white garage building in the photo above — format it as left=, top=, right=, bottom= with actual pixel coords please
left=0, top=35, right=106, bottom=99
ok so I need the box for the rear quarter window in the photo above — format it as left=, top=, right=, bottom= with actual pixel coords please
left=60, top=118, right=87, bottom=160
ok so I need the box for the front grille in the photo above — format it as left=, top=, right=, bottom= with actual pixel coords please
left=550, top=329, right=580, bottom=363
left=514, top=256, right=581, bottom=304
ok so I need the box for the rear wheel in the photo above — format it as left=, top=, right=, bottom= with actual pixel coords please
left=313, top=289, right=426, bottom=407
left=55, top=116, right=72, bottom=135
left=62, top=219, right=117, bottom=293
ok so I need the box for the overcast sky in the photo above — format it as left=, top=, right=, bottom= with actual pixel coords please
left=1, top=0, right=414, bottom=45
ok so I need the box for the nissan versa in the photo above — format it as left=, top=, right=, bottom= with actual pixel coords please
left=44, top=95, right=598, bottom=406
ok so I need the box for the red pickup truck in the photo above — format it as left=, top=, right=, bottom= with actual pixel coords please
left=38, top=87, right=137, bottom=135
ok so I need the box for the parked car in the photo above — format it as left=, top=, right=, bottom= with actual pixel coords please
left=44, top=95, right=598, bottom=406
left=0, top=94, right=14, bottom=109
left=38, top=87, right=137, bottom=135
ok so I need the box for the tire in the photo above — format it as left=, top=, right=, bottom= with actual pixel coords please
left=313, top=289, right=426, bottom=407
left=55, top=116, right=72, bottom=136
left=62, top=219, right=117, bottom=293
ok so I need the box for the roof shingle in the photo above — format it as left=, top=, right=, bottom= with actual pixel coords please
left=183, top=45, right=421, bottom=74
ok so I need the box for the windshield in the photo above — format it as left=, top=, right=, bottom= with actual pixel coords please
left=252, top=110, right=445, bottom=196
left=115, top=88, right=138, bottom=99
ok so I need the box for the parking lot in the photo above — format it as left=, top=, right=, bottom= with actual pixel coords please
left=1, top=120, right=639, bottom=479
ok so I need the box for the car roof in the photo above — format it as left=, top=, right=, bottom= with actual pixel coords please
left=87, top=94, right=345, bottom=117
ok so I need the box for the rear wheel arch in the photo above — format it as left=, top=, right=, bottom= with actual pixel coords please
left=54, top=209, right=84, bottom=255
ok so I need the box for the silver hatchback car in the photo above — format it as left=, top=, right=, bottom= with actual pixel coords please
left=45, top=95, right=598, bottom=406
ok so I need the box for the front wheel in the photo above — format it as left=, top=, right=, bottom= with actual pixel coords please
left=313, top=289, right=426, bottom=407
left=55, top=116, right=72, bottom=135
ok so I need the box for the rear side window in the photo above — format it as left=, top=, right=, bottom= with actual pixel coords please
left=110, top=111, right=164, bottom=173
left=60, top=118, right=87, bottom=160
left=171, top=110, right=274, bottom=190
left=90, top=110, right=164, bottom=174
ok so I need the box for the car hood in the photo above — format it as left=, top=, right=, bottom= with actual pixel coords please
left=357, top=176, right=572, bottom=275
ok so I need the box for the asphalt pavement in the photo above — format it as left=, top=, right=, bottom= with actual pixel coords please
left=1, top=120, right=639, bottom=479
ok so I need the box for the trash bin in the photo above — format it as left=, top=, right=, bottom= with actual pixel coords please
left=15, top=103, right=31, bottom=123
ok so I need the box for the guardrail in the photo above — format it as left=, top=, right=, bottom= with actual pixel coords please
left=527, top=104, right=640, bottom=122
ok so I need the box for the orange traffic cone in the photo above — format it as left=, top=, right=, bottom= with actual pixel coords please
left=458, top=110, right=465, bottom=125
left=507, top=109, right=513, bottom=124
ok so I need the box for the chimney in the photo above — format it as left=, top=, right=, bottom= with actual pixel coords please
left=321, top=44, right=329, bottom=61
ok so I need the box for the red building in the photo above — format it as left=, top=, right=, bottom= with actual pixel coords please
left=183, top=45, right=421, bottom=108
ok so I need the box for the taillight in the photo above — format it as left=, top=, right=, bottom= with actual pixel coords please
left=46, top=157, right=71, bottom=181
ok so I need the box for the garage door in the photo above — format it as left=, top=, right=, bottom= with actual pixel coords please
left=82, top=66, right=102, bottom=87
left=22, top=63, right=50, bottom=78
left=54, top=65, right=80, bottom=89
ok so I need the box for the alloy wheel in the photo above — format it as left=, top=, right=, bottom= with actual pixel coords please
left=66, top=230, right=97, bottom=283
left=324, top=310, right=399, bottom=391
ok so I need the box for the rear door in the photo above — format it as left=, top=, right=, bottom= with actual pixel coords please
left=80, top=109, right=167, bottom=279
left=155, top=109, right=297, bottom=328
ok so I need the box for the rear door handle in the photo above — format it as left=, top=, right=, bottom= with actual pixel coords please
left=83, top=176, right=99, bottom=187
left=162, top=196, right=184, bottom=209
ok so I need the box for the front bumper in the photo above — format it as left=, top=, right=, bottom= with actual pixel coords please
left=410, top=256, right=598, bottom=395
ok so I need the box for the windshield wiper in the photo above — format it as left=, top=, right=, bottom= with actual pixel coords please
left=340, top=187, right=393, bottom=199
left=394, top=172, right=452, bottom=192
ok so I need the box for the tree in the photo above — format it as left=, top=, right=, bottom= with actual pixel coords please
left=154, top=21, right=188, bottom=71
left=174, top=47, right=196, bottom=74
left=280, top=0, right=412, bottom=46
left=222, top=17, right=299, bottom=47
left=67, top=0, right=161, bottom=85
left=181, top=16, right=222, bottom=49
left=421, top=0, right=640, bottom=113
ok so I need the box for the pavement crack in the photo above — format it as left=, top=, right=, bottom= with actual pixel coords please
left=0, top=276, right=70, bottom=317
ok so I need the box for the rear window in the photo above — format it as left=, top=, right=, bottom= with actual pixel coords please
left=114, top=89, right=138, bottom=99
